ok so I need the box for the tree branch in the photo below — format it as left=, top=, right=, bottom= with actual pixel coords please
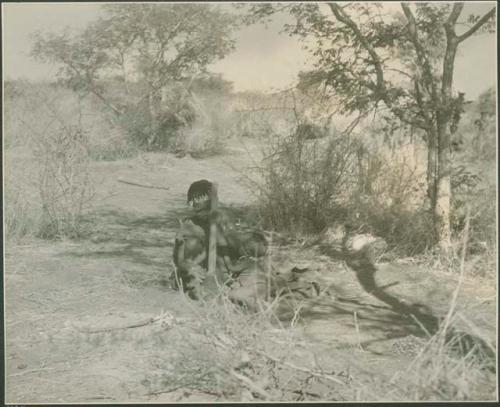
left=446, top=3, right=464, bottom=27
left=414, top=80, right=432, bottom=126
left=457, top=8, right=495, bottom=43
left=328, top=3, right=385, bottom=91
left=325, top=3, right=431, bottom=131
left=401, top=4, right=440, bottom=109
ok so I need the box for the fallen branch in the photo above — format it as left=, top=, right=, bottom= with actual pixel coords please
left=71, top=315, right=169, bottom=334
left=117, top=178, right=170, bottom=190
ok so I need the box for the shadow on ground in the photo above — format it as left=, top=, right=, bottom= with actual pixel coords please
left=58, top=203, right=264, bottom=288
left=60, top=203, right=495, bottom=370
left=309, top=247, right=496, bottom=370
left=57, top=207, right=194, bottom=287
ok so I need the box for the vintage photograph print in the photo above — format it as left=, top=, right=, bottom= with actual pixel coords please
left=3, top=1, right=497, bottom=403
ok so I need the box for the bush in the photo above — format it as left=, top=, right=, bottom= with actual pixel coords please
left=4, top=122, right=96, bottom=241
left=4, top=82, right=101, bottom=240
left=4, top=157, right=41, bottom=241
left=116, top=104, right=156, bottom=150
left=348, top=145, right=435, bottom=255
left=254, top=112, right=436, bottom=255
left=351, top=199, right=436, bottom=256
left=32, top=124, right=95, bottom=239
left=180, top=93, right=236, bottom=157
left=257, top=130, right=359, bottom=234
left=451, top=162, right=496, bottom=250
left=5, top=80, right=135, bottom=161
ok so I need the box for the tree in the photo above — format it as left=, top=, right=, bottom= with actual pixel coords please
left=247, top=2, right=495, bottom=251
left=32, top=3, right=238, bottom=147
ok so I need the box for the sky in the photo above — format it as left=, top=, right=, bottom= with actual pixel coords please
left=2, top=2, right=497, bottom=99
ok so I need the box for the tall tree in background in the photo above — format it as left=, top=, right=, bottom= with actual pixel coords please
left=248, top=2, right=495, bottom=251
left=32, top=3, right=238, bottom=147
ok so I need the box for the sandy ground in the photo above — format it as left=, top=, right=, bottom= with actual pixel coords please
left=4, top=141, right=497, bottom=403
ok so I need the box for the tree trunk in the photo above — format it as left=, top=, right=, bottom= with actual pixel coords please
left=435, top=121, right=452, bottom=252
left=147, top=90, right=159, bottom=149
left=434, top=16, right=459, bottom=253
left=426, top=128, right=439, bottom=213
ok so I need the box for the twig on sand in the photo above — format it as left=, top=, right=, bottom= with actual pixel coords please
left=71, top=315, right=170, bottom=334
left=117, top=178, right=170, bottom=190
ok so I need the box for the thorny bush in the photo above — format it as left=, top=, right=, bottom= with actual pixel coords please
left=33, top=124, right=95, bottom=239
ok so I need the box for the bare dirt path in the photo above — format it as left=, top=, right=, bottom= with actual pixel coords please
left=5, top=146, right=496, bottom=402
left=4, top=146, right=257, bottom=403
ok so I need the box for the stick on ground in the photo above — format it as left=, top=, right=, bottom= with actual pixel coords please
left=117, top=178, right=170, bottom=190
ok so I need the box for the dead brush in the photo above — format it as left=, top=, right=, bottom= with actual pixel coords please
left=6, top=85, right=98, bottom=240
left=348, top=145, right=435, bottom=256
left=256, top=128, right=359, bottom=234
left=31, top=123, right=95, bottom=239
left=141, top=288, right=352, bottom=401
left=4, top=156, right=41, bottom=241
left=179, top=93, right=235, bottom=157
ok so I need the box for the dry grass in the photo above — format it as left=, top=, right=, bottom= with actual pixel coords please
left=146, top=204, right=495, bottom=402
left=388, top=315, right=496, bottom=401
left=4, top=81, right=496, bottom=402
left=4, top=81, right=139, bottom=241
left=137, top=277, right=496, bottom=402
left=139, top=290, right=354, bottom=402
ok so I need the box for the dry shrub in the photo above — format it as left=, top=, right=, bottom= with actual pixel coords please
left=179, top=93, right=236, bottom=157
left=88, top=137, right=138, bottom=161
left=81, top=95, right=140, bottom=161
left=233, top=108, right=295, bottom=140
left=116, top=103, right=156, bottom=149
left=4, top=150, right=41, bottom=241
left=449, top=160, right=496, bottom=277
left=257, top=130, right=359, bottom=234
left=247, top=100, right=443, bottom=256
left=254, top=119, right=435, bottom=255
left=5, top=80, right=135, bottom=161
left=349, top=145, right=435, bottom=255
left=141, top=292, right=351, bottom=401
left=4, top=83, right=97, bottom=240
left=33, top=124, right=95, bottom=239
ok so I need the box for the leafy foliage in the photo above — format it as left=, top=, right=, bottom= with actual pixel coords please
left=246, top=2, right=495, bottom=249
left=32, top=4, right=238, bottom=89
left=31, top=4, right=239, bottom=149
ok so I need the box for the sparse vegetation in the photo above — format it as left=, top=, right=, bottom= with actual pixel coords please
left=33, top=123, right=95, bottom=239
left=4, top=79, right=496, bottom=403
left=4, top=82, right=102, bottom=240
left=4, top=2, right=496, bottom=404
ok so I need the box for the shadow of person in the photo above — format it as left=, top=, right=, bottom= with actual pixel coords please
left=346, top=253, right=496, bottom=371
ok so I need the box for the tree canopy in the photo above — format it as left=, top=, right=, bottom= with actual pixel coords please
left=245, top=2, right=495, bottom=250
left=32, top=4, right=239, bottom=110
